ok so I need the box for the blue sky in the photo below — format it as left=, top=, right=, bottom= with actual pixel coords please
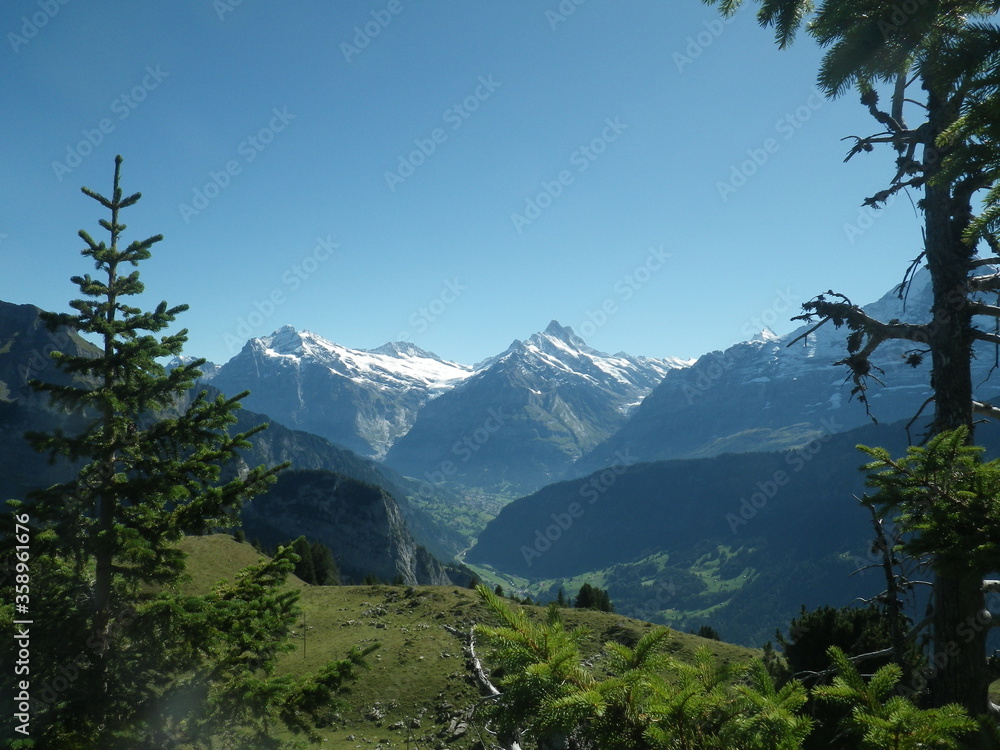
left=2, top=1, right=925, bottom=366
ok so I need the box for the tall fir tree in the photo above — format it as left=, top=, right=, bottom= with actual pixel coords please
left=2, top=156, right=372, bottom=748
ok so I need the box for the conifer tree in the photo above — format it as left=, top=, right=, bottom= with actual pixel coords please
left=575, top=582, right=613, bottom=612
left=696, top=624, right=721, bottom=641
left=1, top=156, right=372, bottom=748
left=703, top=0, right=1000, bottom=713
left=290, top=536, right=318, bottom=584
left=575, top=582, right=596, bottom=609
left=309, top=539, right=339, bottom=585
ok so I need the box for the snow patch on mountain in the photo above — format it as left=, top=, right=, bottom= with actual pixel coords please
left=255, top=325, right=474, bottom=393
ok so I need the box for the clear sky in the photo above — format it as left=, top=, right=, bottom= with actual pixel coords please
left=1, top=1, right=925, bottom=367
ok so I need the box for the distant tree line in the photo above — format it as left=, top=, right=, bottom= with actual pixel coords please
left=573, top=582, right=613, bottom=612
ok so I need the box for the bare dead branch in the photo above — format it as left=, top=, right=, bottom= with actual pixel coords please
left=899, top=253, right=926, bottom=301
left=905, top=397, right=935, bottom=445
left=786, top=318, right=830, bottom=347
left=969, top=301, right=1000, bottom=318
left=796, top=298, right=929, bottom=344
left=970, top=257, right=1000, bottom=268
left=863, top=178, right=925, bottom=207
left=971, top=272, right=1000, bottom=293
left=972, top=330, right=1000, bottom=346
left=791, top=294, right=929, bottom=422
left=973, top=400, right=1000, bottom=421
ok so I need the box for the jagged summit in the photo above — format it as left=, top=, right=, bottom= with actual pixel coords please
left=749, top=327, right=780, bottom=343
left=261, top=325, right=306, bottom=354
left=542, top=319, right=579, bottom=343
left=533, top=319, right=602, bottom=356
left=384, top=321, right=690, bottom=493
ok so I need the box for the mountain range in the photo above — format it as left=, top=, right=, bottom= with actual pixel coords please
left=9, top=264, right=1000, bottom=645
left=199, top=267, right=1000, bottom=503
left=576, top=267, right=1000, bottom=473
left=208, top=320, right=690, bottom=497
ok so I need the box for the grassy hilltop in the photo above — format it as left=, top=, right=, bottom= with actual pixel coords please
left=178, top=535, right=758, bottom=748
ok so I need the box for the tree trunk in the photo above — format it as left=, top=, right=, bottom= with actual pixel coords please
left=931, top=568, right=990, bottom=713
left=923, top=82, right=987, bottom=713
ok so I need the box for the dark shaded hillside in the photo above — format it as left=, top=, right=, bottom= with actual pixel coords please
left=471, top=422, right=911, bottom=576
left=0, top=301, right=99, bottom=502
left=227, top=407, right=467, bottom=559
left=0, top=301, right=97, bottom=398
left=467, top=421, right=925, bottom=645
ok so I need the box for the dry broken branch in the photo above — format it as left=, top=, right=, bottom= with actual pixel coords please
left=972, top=400, right=1000, bottom=421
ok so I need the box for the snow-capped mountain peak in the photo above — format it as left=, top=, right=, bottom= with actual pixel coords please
left=750, top=327, right=780, bottom=343
left=261, top=325, right=308, bottom=356
left=165, top=354, right=220, bottom=380
left=212, top=327, right=473, bottom=458
left=384, top=321, right=693, bottom=493
left=542, top=319, right=583, bottom=345
left=247, top=327, right=472, bottom=389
